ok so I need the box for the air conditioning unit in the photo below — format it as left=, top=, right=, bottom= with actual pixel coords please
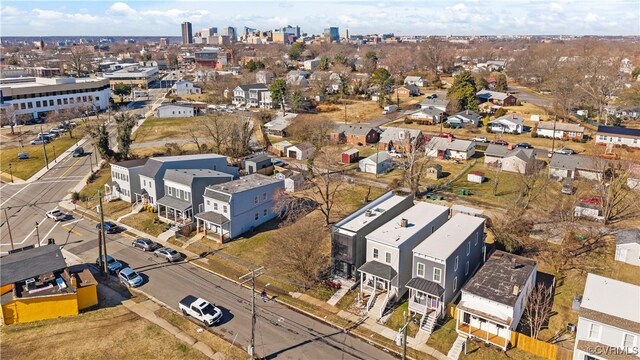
left=566, top=323, right=576, bottom=332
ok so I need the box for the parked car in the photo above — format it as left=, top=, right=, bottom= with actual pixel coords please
left=96, top=255, right=122, bottom=274
left=46, top=209, right=67, bottom=221
left=387, top=150, right=404, bottom=158
left=561, top=182, right=574, bottom=195
left=271, top=159, right=286, bottom=167
left=471, top=136, right=490, bottom=143
left=178, top=295, right=222, bottom=326
left=96, top=221, right=120, bottom=234
left=31, top=138, right=50, bottom=145
left=72, top=147, right=85, bottom=157
left=154, top=247, right=182, bottom=262
left=514, top=143, right=533, bottom=149
left=132, top=238, right=159, bottom=251
left=554, top=148, right=575, bottom=155
left=118, top=267, right=143, bottom=288
left=17, top=152, right=30, bottom=159
left=438, top=133, right=455, bottom=139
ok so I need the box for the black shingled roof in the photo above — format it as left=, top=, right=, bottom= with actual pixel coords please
left=406, top=277, right=445, bottom=296
left=358, top=261, right=397, bottom=281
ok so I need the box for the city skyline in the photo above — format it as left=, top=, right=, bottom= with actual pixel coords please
left=1, top=0, right=639, bottom=37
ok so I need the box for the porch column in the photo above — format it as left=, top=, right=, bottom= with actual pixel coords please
left=196, top=218, right=200, bottom=233
left=373, top=276, right=377, bottom=293
left=360, top=272, right=364, bottom=296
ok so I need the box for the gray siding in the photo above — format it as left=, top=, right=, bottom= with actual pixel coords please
left=192, top=176, right=233, bottom=213
left=412, top=256, right=445, bottom=291
left=442, top=224, right=485, bottom=304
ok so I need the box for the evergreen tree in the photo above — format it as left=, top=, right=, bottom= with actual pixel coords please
left=447, top=70, right=478, bottom=111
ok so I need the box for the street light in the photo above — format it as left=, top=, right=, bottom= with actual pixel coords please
left=8, top=163, right=13, bottom=183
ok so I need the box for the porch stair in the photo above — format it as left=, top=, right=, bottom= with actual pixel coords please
left=378, top=289, right=397, bottom=322
left=368, top=292, right=388, bottom=321
left=447, top=334, right=468, bottom=360
left=365, top=291, right=378, bottom=312
left=419, top=310, right=437, bottom=337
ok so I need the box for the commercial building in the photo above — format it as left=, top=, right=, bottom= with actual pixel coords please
left=182, top=21, right=193, bottom=44
left=324, top=27, right=340, bottom=42
left=1, top=245, right=98, bottom=325
left=102, top=66, right=159, bottom=89
left=194, top=47, right=228, bottom=69
left=0, top=77, right=110, bottom=122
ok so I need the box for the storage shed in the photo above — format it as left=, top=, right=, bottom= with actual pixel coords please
left=341, top=149, right=359, bottom=164
left=467, top=170, right=485, bottom=183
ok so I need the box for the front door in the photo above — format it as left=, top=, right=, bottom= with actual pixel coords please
left=430, top=296, right=439, bottom=309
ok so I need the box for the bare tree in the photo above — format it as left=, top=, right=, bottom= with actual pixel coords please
left=516, top=161, right=550, bottom=209
left=523, top=284, right=554, bottom=340
left=187, top=128, right=204, bottom=153
left=577, top=53, right=622, bottom=124
left=398, top=134, right=430, bottom=195
left=63, top=45, right=94, bottom=77
left=201, top=114, right=228, bottom=154
left=597, top=161, right=640, bottom=225
left=548, top=63, right=580, bottom=120
left=269, top=216, right=330, bottom=289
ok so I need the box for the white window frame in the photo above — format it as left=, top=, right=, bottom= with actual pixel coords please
left=168, top=187, right=173, bottom=196
left=433, top=268, right=442, bottom=283
left=223, top=205, right=227, bottom=213
left=254, top=196, right=259, bottom=204
left=373, top=248, right=379, bottom=259
left=475, top=232, right=479, bottom=246
left=454, top=256, right=459, bottom=271
left=623, top=333, right=637, bottom=349
left=588, top=323, right=601, bottom=340
left=453, top=276, right=458, bottom=291
left=465, top=261, right=469, bottom=275
left=467, top=242, right=470, bottom=255
left=417, top=263, right=425, bottom=278
left=385, top=252, right=391, bottom=264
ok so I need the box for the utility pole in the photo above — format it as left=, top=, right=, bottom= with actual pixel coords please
left=98, top=191, right=108, bottom=275
left=4, top=209, right=14, bottom=250
left=40, top=125, right=49, bottom=169
left=396, top=311, right=414, bottom=360
left=8, top=164, right=13, bottom=183
left=550, top=114, right=558, bottom=156
left=239, top=266, right=265, bottom=359
left=35, top=221, right=41, bottom=246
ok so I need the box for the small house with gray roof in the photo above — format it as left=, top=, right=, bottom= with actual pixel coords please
left=243, top=154, right=273, bottom=175
left=157, top=169, right=234, bottom=225
left=330, top=124, right=381, bottom=145
left=548, top=154, right=605, bottom=180
left=484, top=145, right=535, bottom=174
left=456, top=251, right=537, bottom=350
left=488, top=114, right=524, bottom=134
left=378, top=127, right=425, bottom=154
left=407, top=214, right=486, bottom=336
left=195, top=174, right=284, bottom=242
left=425, top=137, right=475, bottom=160
left=447, top=110, right=483, bottom=128
left=615, top=229, right=640, bottom=266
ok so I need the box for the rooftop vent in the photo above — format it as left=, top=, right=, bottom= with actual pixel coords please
left=365, top=209, right=375, bottom=217
left=512, top=284, right=520, bottom=296
left=400, top=218, right=409, bottom=228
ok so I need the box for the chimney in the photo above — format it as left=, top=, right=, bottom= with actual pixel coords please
left=511, top=258, right=517, bottom=269
left=365, top=209, right=374, bottom=217
left=512, top=285, right=520, bottom=296
left=400, top=218, right=409, bottom=227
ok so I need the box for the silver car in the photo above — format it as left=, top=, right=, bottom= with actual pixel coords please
left=154, top=247, right=182, bottom=262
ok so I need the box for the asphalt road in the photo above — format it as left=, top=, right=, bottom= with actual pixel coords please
left=65, top=235, right=397, bottom=360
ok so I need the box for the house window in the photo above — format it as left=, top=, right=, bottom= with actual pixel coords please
left=623, top=333, right=636, bottom=348
left=454, top=256, right=459, bottom=271
left=385, top=252, right=391, bottom=264
left=467, top=242, right=470, bottom=255
left=180, top=190, right=184, bottom=199
left=431, top=225, right=435, bottom=234
left=475, top=233, right=479, bottom=246
left=143, top=180, right=146, bottom=186
left=254, top=196, right=259, bottom=204
left=465, top=261, right=469, bottom=275
left=206, top=200, right=210, bottom=205
left=417, top=263, right=425, bottom=278
left=588, top=323, right=601, bottom=340
left=223, top=205, right=227, bottom=213
left=263, top=192, right=267, bottom=200
left=255, top=212, right=259, bottom=220
left=373, top=248, right=379, bottom=259
left=185, top=192, right=189, bottom=201
left=168, top=187, right=173, bottom=196
left=263, top=209, right=268, bottom=217
left=214, top=203, right=218, bottom=211
left=433, top=268, right=442, bottom=283
left=453, top=276, right=458, bottom=291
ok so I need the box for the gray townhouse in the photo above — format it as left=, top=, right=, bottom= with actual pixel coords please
left=157, top=169, right=234, bottom=225
left=195, top=174, right=284, bottom=243
left=136, top=154, right=239, bottom=208
left=331, top=192, right=414, bottom=280
left=107, top=158, right=149, bottom=203
left=232, top=83, right=272, bottom=108
left=406, top=213, right=486, bottom=336
left=359, top=202, right=450, bottom=321
left=573, top=274, right=640, bottom=360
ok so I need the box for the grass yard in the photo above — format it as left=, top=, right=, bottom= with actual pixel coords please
left=445, top=162, right=521, bottom=208
left=1, top=129, right=87, bottom=180
left=305, top=283, right=338, bottom=302
left=131, top=143, right=201, bottom=158
left=120, top=211, right=168, bottom=237
left=384, top=301, right=419, bottom=338
left=154, top=307, right=248, bottom=360
left=77, top=167, right=132, bottom=219
left=133, top=114, right=239, bottom=144
left=0, top=305, right=209, bottom=360
left=335, top=288, right=360, bottom=311
left=427, top=317, right=458, bottom=355
left=309, top=99, right=385, bottom=123
left=461, top=339, right=545, bottom=360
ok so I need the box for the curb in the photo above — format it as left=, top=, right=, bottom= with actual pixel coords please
left=27, top=137, right=89, bottom=183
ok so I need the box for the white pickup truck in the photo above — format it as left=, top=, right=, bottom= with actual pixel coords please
left=178, top=295, right=223, bottom=326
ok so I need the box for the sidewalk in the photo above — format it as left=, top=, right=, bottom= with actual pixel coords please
left=60, top=199, right=448, bottom=360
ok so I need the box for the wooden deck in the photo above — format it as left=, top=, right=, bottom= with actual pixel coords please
left=458, top=323, right=509, bottom=349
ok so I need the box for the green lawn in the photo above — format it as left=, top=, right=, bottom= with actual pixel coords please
left=446, top=162, right=522, bottom=208
left=1, top=129, right=87, bottom=180
left=335, top=288, right=360, bottom=311
left=427, top=317, right=458, bottom=355
left=305, top=283, right=337, bottom=302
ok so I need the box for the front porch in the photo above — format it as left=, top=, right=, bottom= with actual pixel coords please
left=358, top=261, right=397, bottom=297
left=457, top=323, right=509, bottom=349
left=104, top=181, right=121, bottom=202
left=157, top=196, right=193, bottom=225
left=406, top=277, right=445, bottom=319
left=195, top=211, right=231, bottom=243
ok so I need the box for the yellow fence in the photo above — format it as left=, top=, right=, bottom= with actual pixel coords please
left=77, top=284, right=98, bottom=310
left=511, top=332, right=573, bottom=360
left=2, top=293, right=79, bottom=325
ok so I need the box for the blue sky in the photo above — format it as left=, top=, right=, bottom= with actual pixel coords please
left=1, top=1, right=638, bottom=36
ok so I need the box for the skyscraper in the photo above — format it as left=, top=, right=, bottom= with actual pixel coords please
left=181, top=22, right=193, bottom=44
left=323, top=27, right=340, bottom=42
left=223, top=27, right=237, bottom=42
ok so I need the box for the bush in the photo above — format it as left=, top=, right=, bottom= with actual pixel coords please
left=515, top=100, right=522, bottom=106
left=443, top=122, right=451, bottom=128
left=403, top=117, right=413, bottom=124
left=494, top=108, right=507, bottom=118
left=531, top=131, right=538, bottom=138
left=71, top=192, right=80, bottom=202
